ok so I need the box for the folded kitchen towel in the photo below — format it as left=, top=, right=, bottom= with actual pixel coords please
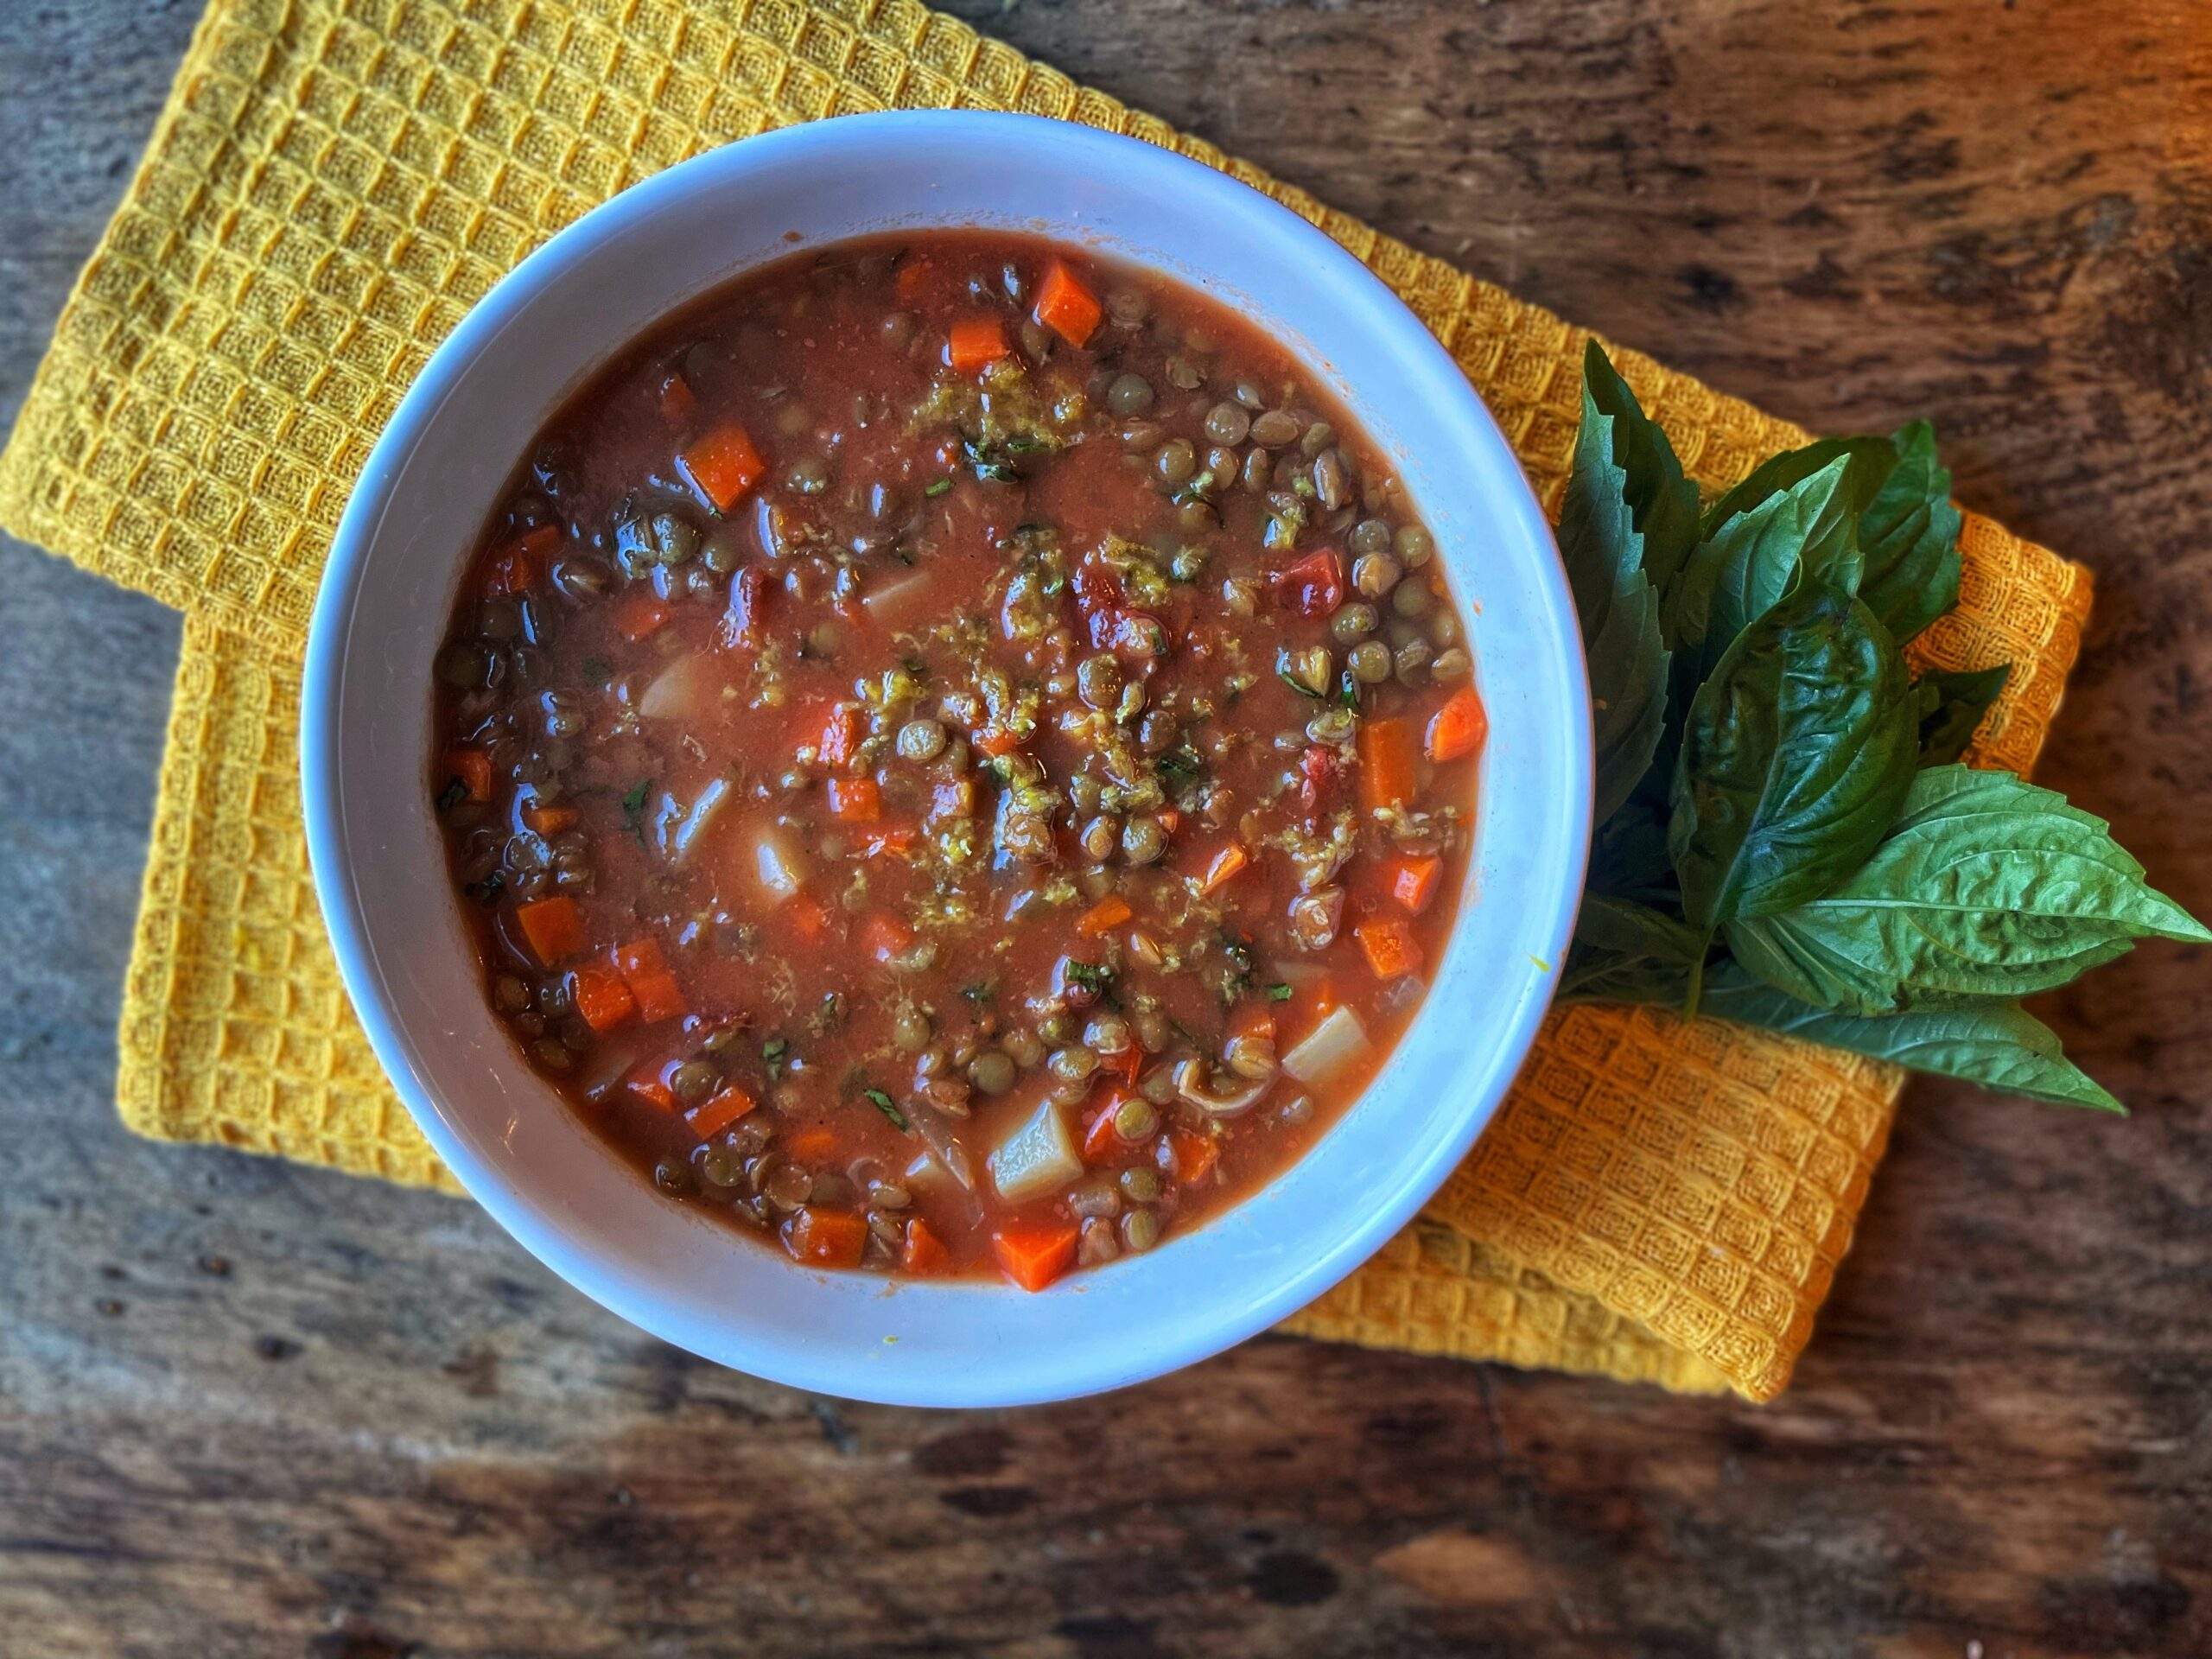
left=0, top=0, right=2092, bottom=1400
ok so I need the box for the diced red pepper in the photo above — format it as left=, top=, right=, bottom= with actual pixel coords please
left=1268, top=549, right=1344, bottom=618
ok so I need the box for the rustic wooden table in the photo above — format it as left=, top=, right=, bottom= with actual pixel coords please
left=3, top=3, right=2207, bottom=1654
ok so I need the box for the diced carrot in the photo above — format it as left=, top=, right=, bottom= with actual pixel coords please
left=782, top=1206, right=868, bottom=1268
left=900, top=1217, right=950, bottom=1274
left=480, top=524, right=560, bottom=597
left=679, top=421, right=767, bottom=512
left=826, top=777, right=881, bottom=823
left=786, top=897, right=830, bottom=940
left=861, top=912, right=915, bottom=963
left=1355, top=918, right=1424, bottom=982
left=515, top=896, right=586, bottom=964
left=1109, top=1043, right=1143, bottom=1086
left=991, top=1222, right=1080, bottom=1292
left=615, top=594, right=671, bottom=641
left=685, top=1086, right=756, bottom=1141
left=440, top=748, right=493, bottom=803
left=1077, top=895, right=1133, bottom=937
left=613, top=938, right=669, bottom=982
left=817, top=704, right=863, bottom=768
left=974, top=728, right=1022, bottom=757
left=1390, top=854, right=1444, bottom=916
left=894, top=256, right=932, bottom=305
left=1426, top=685, right=1489, bottom=765
left=1156, top=810, right=1181, bottom=836
left=786, top=1125, right=839, bottom=1162
left=1357, top=716, right=1418, bottom=814
left=627, top=1064, right=677, bottom=1113
left=946, top=315, right=1009, bottom=375
left=1167, top=1125, right=1219, bottom=1185
left=1312, top=975, right=1342, bottom=1018
left=628, top=969, right=687, bottom=1025
left=1033, top=259, right=1102, bottom=347
left=522, top=803, right=576, bottom=835
left=679, top=422, right=766, bottom=512
left=659, top=371, right=699, bottom=429
left=1198, top=842, right=1249, bottom=895
left=569, top=962, right=637, bottom=1033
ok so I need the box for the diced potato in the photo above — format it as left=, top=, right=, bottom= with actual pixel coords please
left=638, top=654, right=713, bottom=721
left=668, top=776, right=732, bottom=864
left=750, top=820, right=807, bottom=900
left=1281, top=1005, right=1373, bottom=1091
left=861, top=569, right=933, bottom=631
left=988, top=1096, right=1082, bottom=1203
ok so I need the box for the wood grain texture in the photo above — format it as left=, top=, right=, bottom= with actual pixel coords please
left=2, top=1, right=2209, bottom=1654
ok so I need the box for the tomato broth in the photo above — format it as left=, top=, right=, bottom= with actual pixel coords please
left=431, top=232, right=1486, bottom=1289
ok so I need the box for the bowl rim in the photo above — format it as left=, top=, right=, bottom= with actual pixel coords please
left=302, top=108, right=1592, bottom=1405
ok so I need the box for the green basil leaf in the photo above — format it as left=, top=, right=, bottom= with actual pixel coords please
left=1587, top=798, right=1676, bottom=903
left=1857, top=420, right=1962, bottom=645
left=1699, top=975, right=2124, bottom=1112
left=1669, top=579, right=1919, bottom=930
left=1915, top=663, right=2010, bottom=767
left=1697, top=435, right=1894, bottom=543
left=1580, top=342, right=1701, bottom=590
left=1560, top=361, right=1673, bottom=824
left=1722, top=766, right=2209, bottom=1012
left=1663, top=454, right=1863, bottom=690
left=1559, top=895, right=1707, bottom=1005
left=1588, top=581, right=1669, bottom=825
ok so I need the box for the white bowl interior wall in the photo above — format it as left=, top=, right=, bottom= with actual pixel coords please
left=305, top=112, right=1591, bottom=1405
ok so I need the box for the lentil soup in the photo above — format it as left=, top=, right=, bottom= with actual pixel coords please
left=431, top=233, right=1487, bottom=1290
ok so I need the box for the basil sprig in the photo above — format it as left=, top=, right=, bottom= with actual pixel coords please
left=1560, top=342, right=2208, bottom=1109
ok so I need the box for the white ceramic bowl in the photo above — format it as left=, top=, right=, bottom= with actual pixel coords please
left=304, top=111, right=1591, bottom=1407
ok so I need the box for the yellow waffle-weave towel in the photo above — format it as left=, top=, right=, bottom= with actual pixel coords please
left=0, top=0, right=2092, bottom=1401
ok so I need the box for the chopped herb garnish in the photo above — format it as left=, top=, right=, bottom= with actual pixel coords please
left=1280, top=670, right=1325, bottom=700
left=463, top=870, right=505, bottom=907
left=962, top=435, right=1019, bottom=483
left=762, top=1037, right=788, bottom=1059
left=1268, top=982, right=1294, bottom=1002
left=960, top=981, right=996, bottom=1007
left=435, top=777, right=468, bottom=812
left=622, top=779, right=652, bottom=842
left=925, top=476, right=954, bottom=498
left=901, top=653, right=931, bottom=680
left=1338, top=670, right=1361, bottom=709
left=893, top=546, right=915, bottom=566
left=1064, top=960, right=1114, bottom=997
left=863, top=1088, right=910, bottom=1131
left=1156, top=749, right=1205, bottom=780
